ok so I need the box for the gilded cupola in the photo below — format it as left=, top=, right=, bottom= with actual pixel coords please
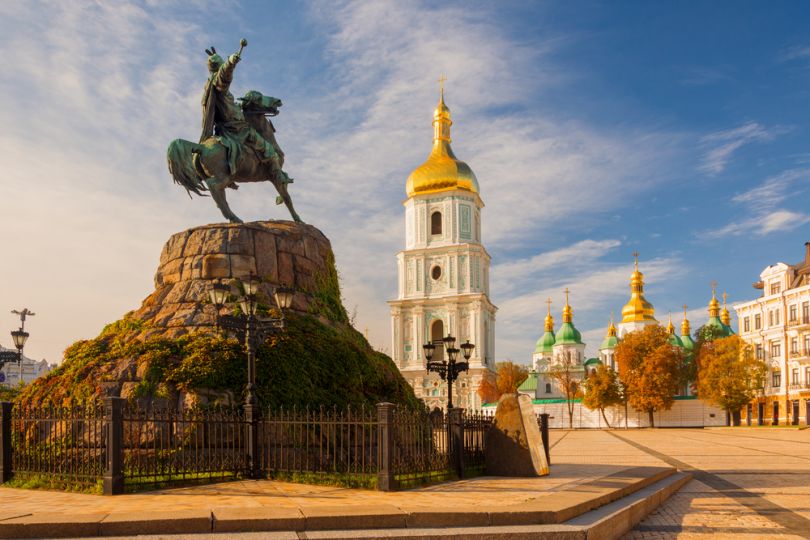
left=720, top=292, right=731, bottom=326
left=405, top=83, right=480, bottom=198
left=555, top=289, right=583, bottom=345
left=534, top=298, right=556, bottom=354
left=600, top=316, right=619, bottom=350
left=680, top=304, right=695, bottom=352
left=621, top=253, right=657, bottom=324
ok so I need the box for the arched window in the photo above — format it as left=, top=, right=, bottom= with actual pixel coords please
left=431, top=211, right=442, bottom=235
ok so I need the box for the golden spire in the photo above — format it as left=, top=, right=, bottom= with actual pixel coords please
left=606, top=312, right=617, bottom=337
left=708, top=281, right=720, bottom=318
left=666, top=312, right=676, bottom=334
left=544, top=297, right=554, bottom=331
left=721, top=291, right=731, bottom=325
left=681, top=304, right=691, bottom=336
left=621, top=252, right=656, bottom=323
left=405, top=78, right=479, bottom=197
left=562, top=288, right=573, bottom=323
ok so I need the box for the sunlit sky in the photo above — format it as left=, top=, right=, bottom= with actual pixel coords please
left=1, top=1, right=809, bottom=365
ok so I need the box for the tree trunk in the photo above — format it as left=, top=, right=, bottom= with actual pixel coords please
left=568, top=402, right=574, bottom=429
left=648, top=409, right=655, bottom=428
left=600, top=407, right=611, bottom=429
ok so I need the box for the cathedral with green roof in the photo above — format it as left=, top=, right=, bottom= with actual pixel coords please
left=522, top=254, right=736, bottom=402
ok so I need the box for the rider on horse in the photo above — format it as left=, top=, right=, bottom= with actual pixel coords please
left=200, top=46, right=280, bottom=175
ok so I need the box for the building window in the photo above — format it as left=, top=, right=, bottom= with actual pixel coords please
left=755, top=314, right=761, bottom=330
left=803, top=302, right=809, bottom=324
left=744, top=317, right=750, bottom=332
left=431, top=265, right=442, bottom=280
left=805, top=367, right=810, bottom=385
left=770, top=282, right=781, bottom=295
left=775, top=310, right=780, bottom=325
left=791, top=338, right=798, bottom=355
left=771, top=341, right=781, bottom=357
left=430, top=211, right=442, bottom=235
left=756, top=344, right=764, bottom=359
left=792, top=368, right=799, bottom=386
left=772, top=371, right=781, bottom=387
left=804, top=335, right=810, bottom=355
left=545, top=383, right=551, bottom=394
left=790, top=305, right=797, bottom=322
left=769, top=311, right=773, bottom=327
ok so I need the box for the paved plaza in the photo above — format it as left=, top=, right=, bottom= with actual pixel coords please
left=0, top=428, right=808, bottom=538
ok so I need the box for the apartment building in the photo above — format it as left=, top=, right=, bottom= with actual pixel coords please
left=734, top=242, right=810, bottom=425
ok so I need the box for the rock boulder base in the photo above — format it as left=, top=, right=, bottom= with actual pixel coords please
left=484, top=393, right=549, bottom=476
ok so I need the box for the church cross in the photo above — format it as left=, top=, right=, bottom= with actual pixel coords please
left=546, top=297, right=552, bottom=313
left=438, top=73, right=447, bottom=96
left=722, top=291, right=728, bottom=305
left=683, top=304, right=688, bottom=317
left=711, top=280, right=718, bottom=296
left=564, top=287, right=570, bottom=304
left=632, top=251, right=639, bottom=269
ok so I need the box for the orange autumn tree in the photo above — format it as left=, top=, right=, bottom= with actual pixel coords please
left=478, top=361, right=529, bottom=404
left=695, top=335, right=767, bottom=424
left=614, top=324, right=683, bottom=427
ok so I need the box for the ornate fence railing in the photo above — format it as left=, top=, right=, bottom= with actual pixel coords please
left=6, top=401, right=105, bottom=488
left=0, top=399, right=545, bottom=495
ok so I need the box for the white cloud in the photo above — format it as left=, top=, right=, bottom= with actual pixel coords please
left=698, top=122, right=781, bottom=175
left=704, top=169, right=810, bottom=238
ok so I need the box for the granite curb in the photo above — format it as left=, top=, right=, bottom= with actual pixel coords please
left=0, top=466, right=680, bottom=539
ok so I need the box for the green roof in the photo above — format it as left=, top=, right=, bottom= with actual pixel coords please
left=706, top=316, right=734, bottom=338
left=600, top=335, right=619, bottom=350
left=667, top=333, right=684, bottom=348
left=681, top=334, right=696, bottom=351
left=534, top=330, right=556, bottom=354
left=555, top=322, right=583, bottom=345
left=518, top=372, right=538, bottom=392
left=584, top=358, right=602, bottom=367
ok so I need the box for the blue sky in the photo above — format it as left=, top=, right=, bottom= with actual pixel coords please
left=0, top=1, right=808, bottom=365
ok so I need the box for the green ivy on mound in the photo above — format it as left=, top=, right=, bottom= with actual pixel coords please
left=18, top=314, right=420, bottom=411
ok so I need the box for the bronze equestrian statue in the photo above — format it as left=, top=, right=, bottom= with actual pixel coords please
left=167, top=39, right=302, bottom=223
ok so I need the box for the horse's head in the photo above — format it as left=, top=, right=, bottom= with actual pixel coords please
left=239, top=90, right=282, bottom=116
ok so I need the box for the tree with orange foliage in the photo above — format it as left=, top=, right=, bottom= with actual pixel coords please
left=477, top=361, right=529, bottom=404
left=614, top=325, right=683, bottom=427
left=696, top=335, right=766, bottom=425
left=548, top=350, right=583, bottom=428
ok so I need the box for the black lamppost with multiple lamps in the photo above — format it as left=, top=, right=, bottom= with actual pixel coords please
left=207, top=275, right=294, bottom=477
left=423, top=334, right=475, bottom=410
left=6, top=309, right=35, bottom=383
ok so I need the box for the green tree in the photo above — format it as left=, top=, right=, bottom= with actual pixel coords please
left=696, top=335, right=767, bottom=425
left=583, top=364, right=622, bottom=428
left=615, top=325, right=683, bottom=427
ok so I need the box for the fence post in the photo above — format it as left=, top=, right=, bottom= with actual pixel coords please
left=539, top=413, right=550, bottom=466
left=103, top=397, right=124, bottom=495
left=448, top=407, right=464, bottom=479
left=376, top=402, right=396, bottom=491
left=0, top=402, right=12, bottom=483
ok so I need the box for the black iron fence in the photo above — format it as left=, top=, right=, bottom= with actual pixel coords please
left=0, top=399, right=549, bottom=495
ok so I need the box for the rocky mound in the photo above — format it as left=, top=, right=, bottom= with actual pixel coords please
left=19, top=221, right=419, bottom=410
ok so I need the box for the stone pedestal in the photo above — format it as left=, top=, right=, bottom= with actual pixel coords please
left=485, top=393, right=549, bottom=476
left=132, top=220, right=336, bottom=338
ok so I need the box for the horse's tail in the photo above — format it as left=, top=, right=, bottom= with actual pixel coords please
left=167, top=139, right=207, bottom=197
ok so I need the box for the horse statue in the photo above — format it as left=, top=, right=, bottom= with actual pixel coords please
left=167, top=90, right=302, bottom=224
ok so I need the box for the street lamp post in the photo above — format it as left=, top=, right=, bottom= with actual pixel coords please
left=423, top=334, right=474, bottom=410
left=208, top=276, right=293, bottom=478
left=10, top=308, right=34, bottom=385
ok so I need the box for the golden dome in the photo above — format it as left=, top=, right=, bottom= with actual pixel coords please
left=544, top=297, right=554, bottom=331
left=666, top=314, right=676, bottom=335
left=405, top=90, right=479, bottom=197
left=606, top=318, right=617, bottom=337
left=681, top=305, right=691, bottom=336
left=562, top=288, right=573, bottom=323
left=708, top=287, right=720, bottom=318
left=621, top=254, right=657, bottom=324
left=720, top=292, right=731, bottom=326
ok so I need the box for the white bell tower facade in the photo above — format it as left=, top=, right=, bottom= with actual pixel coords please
left=389, top=88, right=496, bottom=411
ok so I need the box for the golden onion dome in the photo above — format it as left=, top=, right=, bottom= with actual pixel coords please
left=405, top=90, right=480, bottom=197
left=621, top=254, right=657, bottom=324
left=720, top=292, right=731, bottom=326
left=544, top=298, right=554, bottom=331
left=708, top=288, right=720, bottom=318
left=681, top=305, right=691, bottom=336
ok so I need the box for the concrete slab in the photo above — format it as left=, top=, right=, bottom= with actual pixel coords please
left=0, top=512, right=106, bottom=539
left=300, top=524, right=587, bottom=539
left=98, top=509, right=211, bottom=536
left=402, top=507, right=491, bottom=528
left=213, top=506, right=305, bottom=532
left=302, top=504, right=408, bottom=530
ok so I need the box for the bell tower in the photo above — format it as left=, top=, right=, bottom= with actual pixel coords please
left=389, top=83, right=497, bottom=410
